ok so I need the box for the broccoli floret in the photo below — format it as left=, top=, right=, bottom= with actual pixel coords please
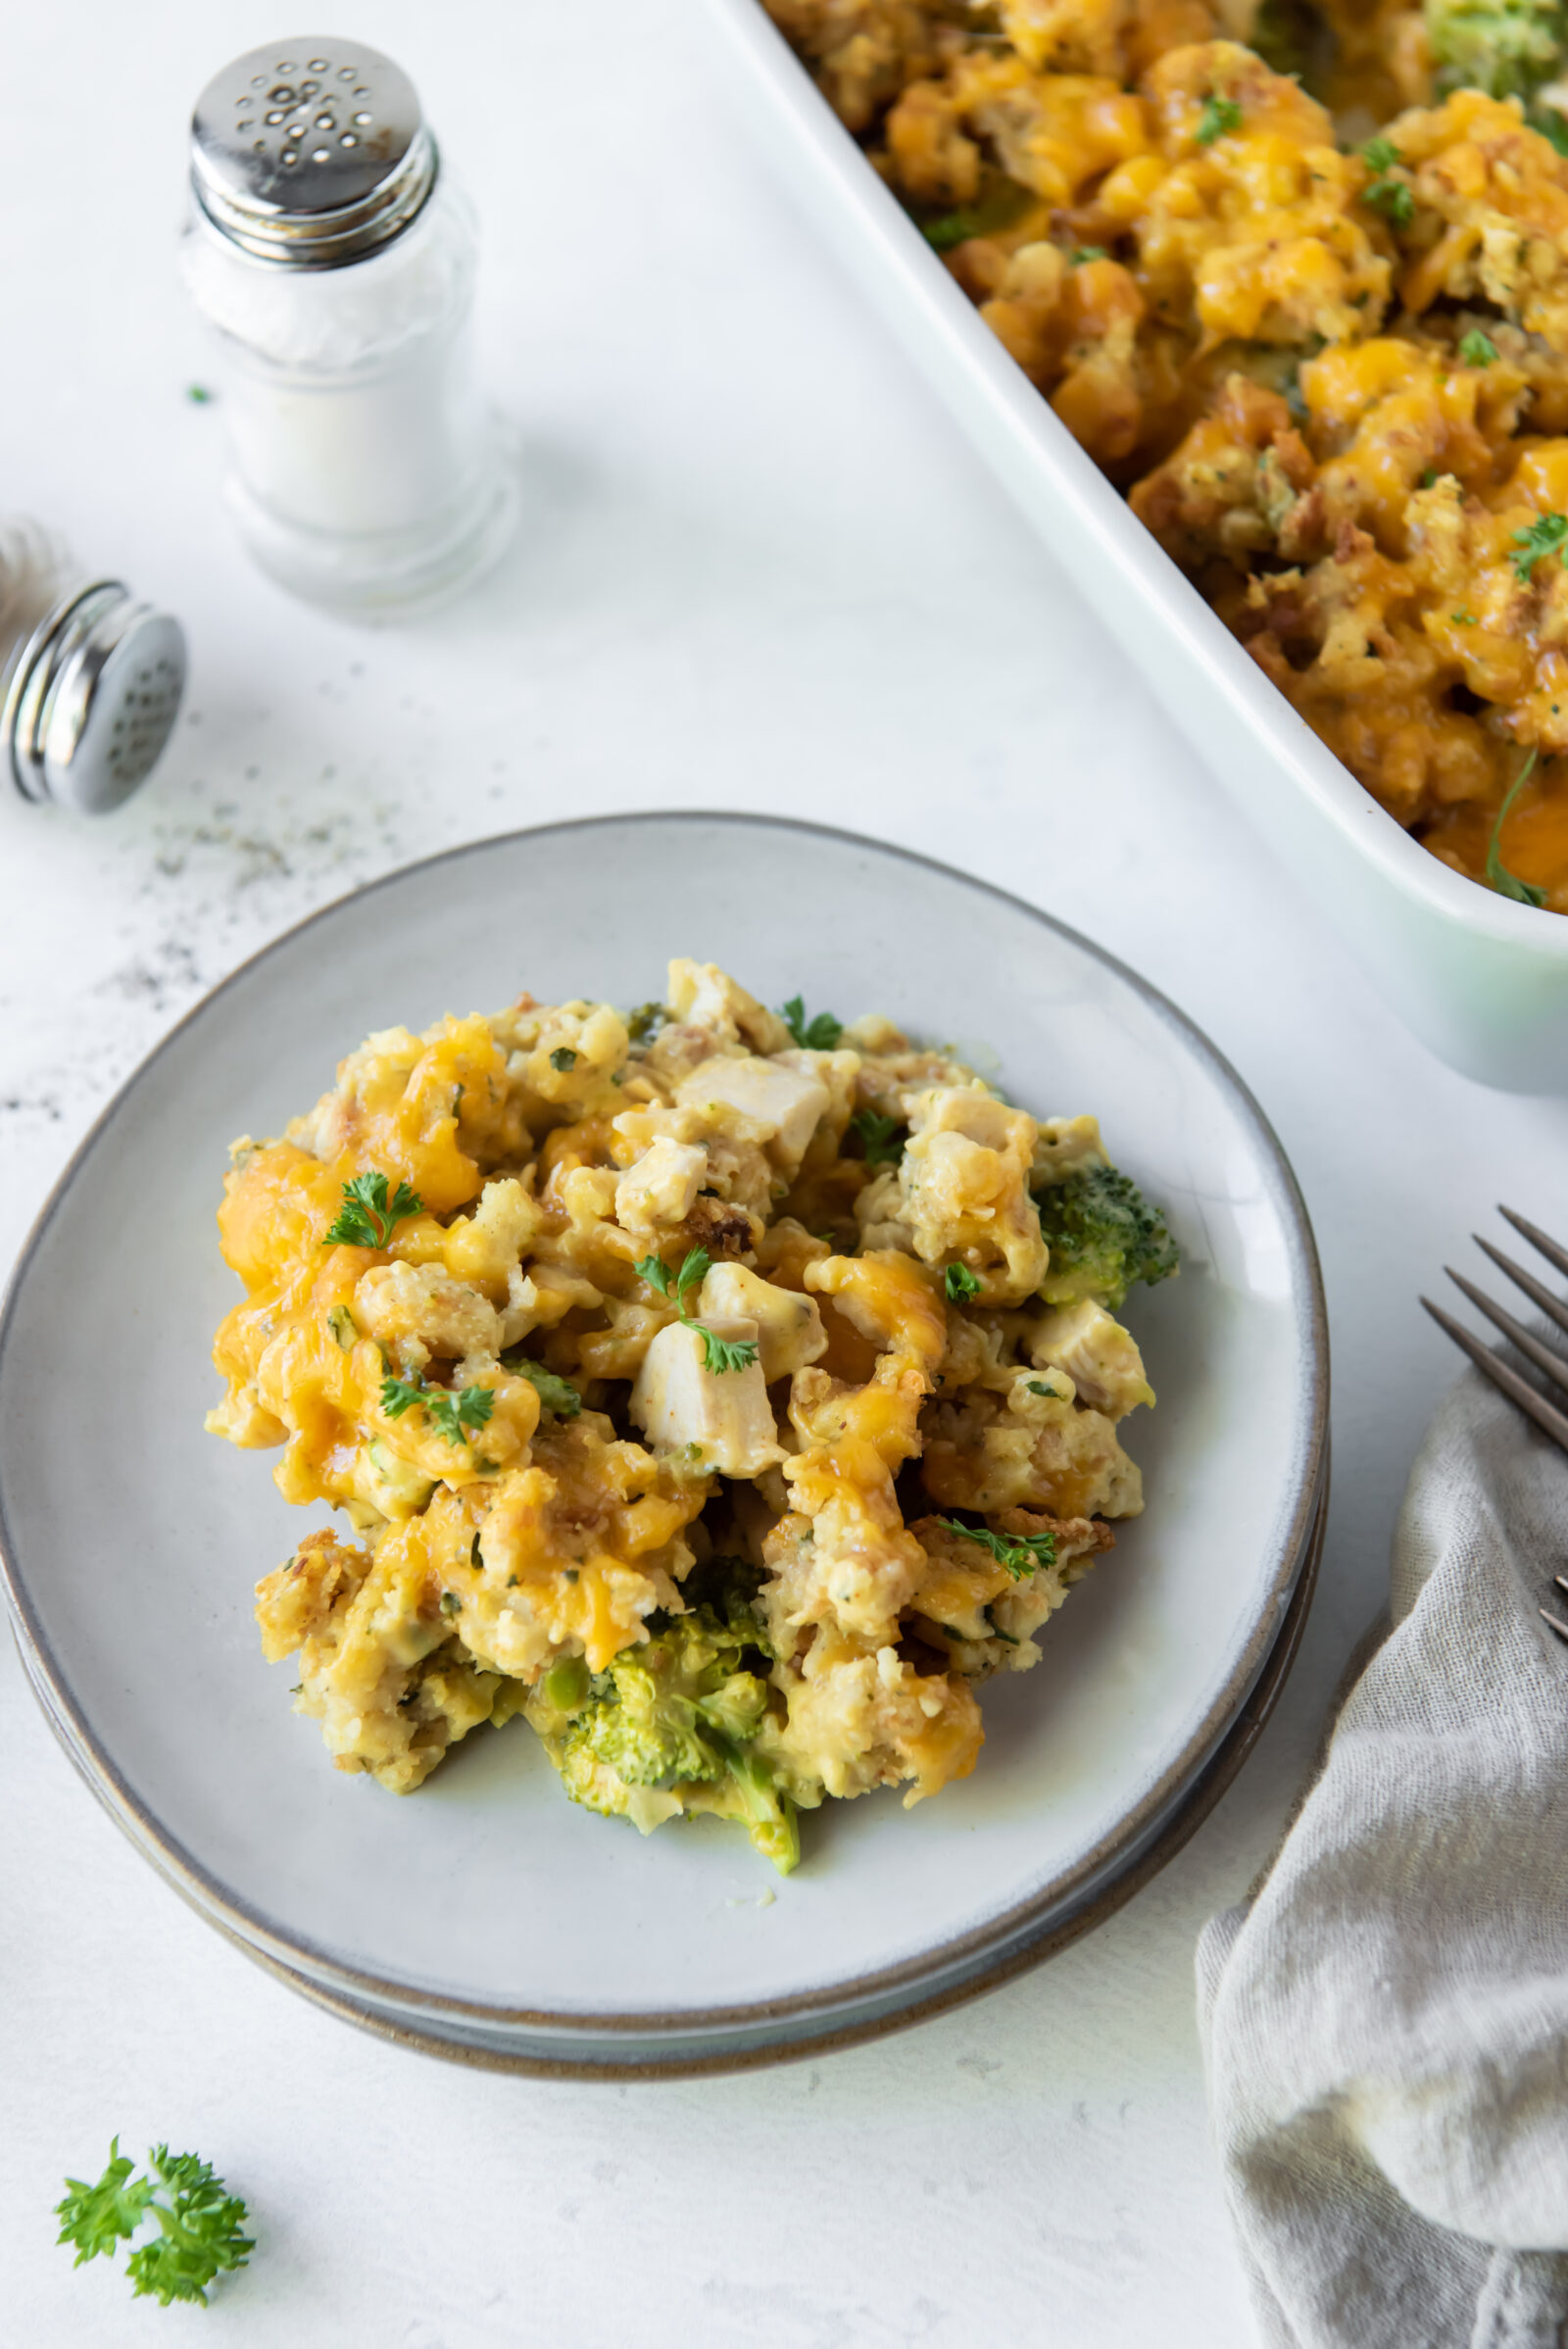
left=1033, top=1164, right=1180, bottom=1310
left=1427, top=0, right=1568, bottom=104
left=547, top=1590, right=799, bottom=1872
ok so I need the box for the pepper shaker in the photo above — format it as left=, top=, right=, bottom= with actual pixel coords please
left=0, top=519, right=186, bottom=813
left=181, top=39, right=514, bottom=616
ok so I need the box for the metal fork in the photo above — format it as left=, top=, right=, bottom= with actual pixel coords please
left=1421, top=1205, right=1568, bottom=1644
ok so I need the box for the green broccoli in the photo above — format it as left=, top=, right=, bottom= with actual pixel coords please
left=1033, top=1164, right=1180, bottom=1311
left=1426, top=0, right=1568, bottom=107
left=545, top=1574, right=799, bottom=1872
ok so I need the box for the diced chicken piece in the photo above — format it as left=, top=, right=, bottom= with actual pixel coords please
left=666, top=959, right=793, bottom=1053
left=674, top=1054, right=831, bottom=1170
left=700, top=1263, right=828, bottom=1382
left=614, top=1137, right=709, bottom=1234
left=628, top=1318, right=786, bottom=1477
left=1027, top=1299, right=1154, bottom=1419
left=900, top=1084, right=1047, bottom=1304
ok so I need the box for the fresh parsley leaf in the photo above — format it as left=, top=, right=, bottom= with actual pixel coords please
left=1197, top=92, right=1243, bottom=143
left=1459, top=327, right=1498, bottom=367
left=935, top=1516, right=1059, bottom=1581
left=324, top=1168, right=423, bottom=1249
left=698, top=1328, right=760, bottom=1375
left=1361, top=140, right=1414, bottom=226
left=1071, top=245, right=1108, bottom=264
left=549, top=1046, right=578, bottom=1071
left=1026, top=1379, right=1052, bottom=1395
left=1511, top=512, right=1568, bottom=582
left=186, top=383, right=214, bottom=404
left=923, top=210, right=985, bottom=251
left=1486, top=749, right=1547, bottom=906
left=945, top=1262, right=983, bottom=1302
left=637, top=1245, right=753, bottom=1373
left=635, top=1252, right=672, bottom=1297
left=849, top=1106, right=906, bottom=1167
left=674, top=1247, right=711, bottom=1306
left=423, top=1385, right=496, bottom=1444
left=55, top=2140, right=154, bottom=2266
left=502, top=1354, right=583, bottom=1418
left=1452, top=608, right=1479, bottom=625
left=379, top=1371, right=495, bottom=1444
left=625, top=1002, right=668, bottom=1043
left=56, top=2142, right=253, bottom=2308
left=780, top=996, right=844, bottom=1052
left=1419, top=466, right=1438, bottom=488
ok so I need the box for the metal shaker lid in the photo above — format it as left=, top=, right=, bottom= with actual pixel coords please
left=5, top=584, right=186, bottom=814
left=190, top=38, right=437, bottom=268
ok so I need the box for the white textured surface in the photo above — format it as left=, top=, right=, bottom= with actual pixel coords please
left=0, top=1, right=1557, bottom=2341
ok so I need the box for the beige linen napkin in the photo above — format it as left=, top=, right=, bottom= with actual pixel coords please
left=1198, top=1359, right=1568, bottom=2348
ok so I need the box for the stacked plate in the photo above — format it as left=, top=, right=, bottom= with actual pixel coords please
left=0, top=815, right=1327, bottom=2076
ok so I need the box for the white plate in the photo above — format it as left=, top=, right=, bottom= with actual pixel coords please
left=707, top=0, right=1568, bottom=1094
left=0, top=814, right=1327, bottom=2065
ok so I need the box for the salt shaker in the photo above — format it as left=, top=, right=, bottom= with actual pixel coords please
left=0, top=519, right=186, bottom=814
left=180, top=39, right=514, bottom=616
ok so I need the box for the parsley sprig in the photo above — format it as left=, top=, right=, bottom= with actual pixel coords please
left=849, top=1106, right=906, bottom=1167
left=1486, top=750, right=1547, bottom=907
left=500, top=1352, right=583, bottom=1418
left=637, top=1247, right=760, bottom=1375
left=935, top=1517, right=1058, bottom=1582
left=1510, top=512, right=1568, bottom=583
left=324, top=1168, right=423, bottom=1248
left=55, top=2139, right=254, bottom=2308
left=945, top=1261, right=983, bottom=1302
left=1361, top=137, right=1414, bottom=226
left=1459, top=327, right=1498, bottom=367
left=1197, top=91, right=1243, bottom=143
left=381, top=1369, right=496, bottom=1444
left=780, top=995, right=843, bottom=1051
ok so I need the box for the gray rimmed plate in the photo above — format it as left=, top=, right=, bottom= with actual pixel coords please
left=0, top=814, right=1328, bottom=2071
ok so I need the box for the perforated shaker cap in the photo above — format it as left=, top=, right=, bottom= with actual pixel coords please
left=190, top=38, right=437, bottom=268
left=5, top=584, right=187, bottom=815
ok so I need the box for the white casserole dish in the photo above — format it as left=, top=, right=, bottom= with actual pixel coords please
left=707, top=0, right=1568, bottom=1094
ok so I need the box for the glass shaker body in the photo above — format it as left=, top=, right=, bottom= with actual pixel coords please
left=180, top=171, right=514, bottom=616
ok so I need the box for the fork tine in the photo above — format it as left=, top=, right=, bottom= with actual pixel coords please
left=1446, top=1266, right=1568, bottom=1397
left=1498, top=1205, right=1568, bottom=1285
left=1540, top=1610, right=1568, bottom=1644
left=1421, top=1297, right=1568, bottom=1457
left=1474, top=1235, right=1568, bottom=1344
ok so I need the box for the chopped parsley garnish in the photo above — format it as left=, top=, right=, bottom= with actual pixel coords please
left=1486, top=749, right=1547, bottom=906
left=323, top=1168, right=423, bottom=1248
left=186, top=383, right=215, bottom=405
left=549, top=1046, right=578, bottom=1071
left=935, top=1517, right=1058, bottom=1581
left=1452, top=608, right=1479, bottom=625
left=440, top=1590, right=462, bottom=1616
left=636, top=1246, right=759, bottom=1374
left=500, top=1352, right=583, bottom=1418
left=1510, top=512, right=1568, bottom=582
left=380, top=1370, right=496, bottom=1444
left=1071, top=245, right=1108, bottom=264
left=923, top=210, right=986, bottom=251
left=849, top=1106, right=906, bottom=1167
left=780, top=995, right=844, bottom=1051
left=1197, top=92, right=1243, bottom=143
left=55, top=2139, right=253, bottom=2308
left=1361, top=138, right=1414, bottom=225
left=1419, top=466, right=1438, bottom=488
left=945, top=1261, right=983, bottom=1302
left=1459, top=327, right=1498, bottom=367
left=625, top=1001, right=668, bottom=1043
